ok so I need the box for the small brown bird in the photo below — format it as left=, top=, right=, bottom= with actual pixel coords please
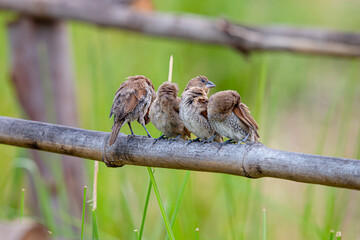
left=208, top=90, right=259, bottom=147
left=108, top=75, right=156, bottom=146
left=149, top=81, right=191, bottom=141
left=149, top=55, right=190, bottom=142
left=180, top=86, right=222, bottom=143
left=182, top=75, right=216, bottom=97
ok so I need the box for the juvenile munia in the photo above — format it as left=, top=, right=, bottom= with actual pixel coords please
left=207, top=90, right=259, bottom=147
left=180, top=86, right=222, bottom=143
left=108, top=75, right=156, bottom=146
left=181, top=75, right=216, bottom=97
left=149, top=56, right=191, bottom=141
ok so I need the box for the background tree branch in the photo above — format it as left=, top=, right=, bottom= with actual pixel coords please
left=1, top=116, right=359, bottom=191
left=0, top=0, right=359, bottom=57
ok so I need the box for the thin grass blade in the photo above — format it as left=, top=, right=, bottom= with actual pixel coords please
left=134, top=229, right=139, bottom=239
left=147, top=167, right=175, bottom=240
left=195, top=228, right=199, bottom=240
left=20, top=188, right=25, bottom=222
left=81, top=186, right=87, bottom=240
left=139, top=169, right=155, bottom=240
left=92, top=209, right=100, bottom=240
left=262, top=208, right=266, bottom=240
left=170, top=171, right=190, bottom=226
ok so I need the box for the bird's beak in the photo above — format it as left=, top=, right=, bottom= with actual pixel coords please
left=206, top=80, right=216, bottom=88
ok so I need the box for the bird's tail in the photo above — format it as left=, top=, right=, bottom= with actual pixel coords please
left=108, top=121, right=124, bottom=146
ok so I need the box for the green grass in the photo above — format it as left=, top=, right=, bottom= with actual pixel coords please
left=262, top=208, right=266, bottom=240
left=147, top=167, right=175, bottom=240
left=81, top=186, right=87, bottom=240
left=195, top=228, right=200, bottom=240
left=169, top=171, right=190, bottom=227
left=329, top=230, right=335, bottom=240
left=92, top=209, right=100, bottom=240
left=138, top=169, right=154, bottom=240
left=20, top=188, right=25, bottom=222
left=0, top=0, right=360, bottom=239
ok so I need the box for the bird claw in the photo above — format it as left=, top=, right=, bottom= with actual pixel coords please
left=187, top=138, right=200, bottom=144
left=153, top=135, right=167, bottom=144
left=238, top=133, right=250, bottom=144
left=200, top=139, right=213, bottom=145
left=217, top=139, right=236, bottom=151
left=169, top=135, right=181, bottom=143
left=128, top=134, right=145, bottom=138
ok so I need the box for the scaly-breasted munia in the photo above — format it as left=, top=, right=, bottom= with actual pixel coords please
left=180, top=86, right=222, bottom=143
left=207, top=90, right=259, bottom=147
left=181, top=75, right=216, bottom=97
left=108, top=75, right=156, bottom=146
left=149, top=81, right=191, bottom=141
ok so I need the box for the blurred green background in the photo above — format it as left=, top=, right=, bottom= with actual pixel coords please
left=0, top=0, right=360, bottom=239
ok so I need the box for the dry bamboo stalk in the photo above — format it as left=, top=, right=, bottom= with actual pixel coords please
left=0, top=116, right=359, bottom=190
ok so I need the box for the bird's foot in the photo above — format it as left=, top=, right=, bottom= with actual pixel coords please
left=142, top=123, right=152, bottom=138
left=169, top=135, right=182, bottom=143
left=128, top=134, right=144, bottom=138
left=217, top=139, right=236, bottom=151
left=200, top=139, right=213, bottom=145
left=238, top=133, right=250, bottom=144
left=187, top=138, right=200, bottom=144
left=153, top=135, right=167, bottom=144
left=200, top=134, right=217, bottom=144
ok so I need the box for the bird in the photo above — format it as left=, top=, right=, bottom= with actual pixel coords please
left=180, top=86, right=222, bottom=143
left=149, top=56, right=191, bottom=142
left=182, top=75, right=216, bottom=97
left=207, top=90, right=259, bottom=148
left=149, top=82, right=191, bottom=141
left=108, top=75, right=156, bottom=146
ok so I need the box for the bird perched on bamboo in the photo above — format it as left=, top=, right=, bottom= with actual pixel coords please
left=207, top=90, right=259, bottom=148
left=180, top=85, right=222, bottom=143
left=182, top=75, right=216, bottom=97
left=149, top=56, right=191, bottom=142
left=108, top=75, right=156, bottom=146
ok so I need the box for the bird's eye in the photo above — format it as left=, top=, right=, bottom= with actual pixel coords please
left=201, top=79, right=206, bottom=83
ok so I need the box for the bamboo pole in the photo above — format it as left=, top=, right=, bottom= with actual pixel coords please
left=1, top=116, right=359, bottom=190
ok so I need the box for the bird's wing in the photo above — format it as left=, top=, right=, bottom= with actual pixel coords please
left=233, top=103, right=259, bottom=138
left=197, top=97, right=209, bottom=119
left=183, top=126, right=192, bottom=138
left=174, top=97, right=181, bottom=113
left=144, top=106, right=151, bottom=125
left=110, top=83, right=148, bottom=120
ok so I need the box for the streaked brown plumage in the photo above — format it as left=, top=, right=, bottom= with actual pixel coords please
left=180, top=87, right=222, bottom=142
left=108, top=75, right=156, bottom=146
left=149, top=82, right=191, bottom=140
left=182, top=75, right=216, bottom=97
left=208, top=90, right=259, bottom=143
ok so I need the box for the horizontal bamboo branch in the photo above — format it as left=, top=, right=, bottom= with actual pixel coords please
left=0, top=0, right=360, bottom=57
left=0, top=116, right=359, bottom=190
